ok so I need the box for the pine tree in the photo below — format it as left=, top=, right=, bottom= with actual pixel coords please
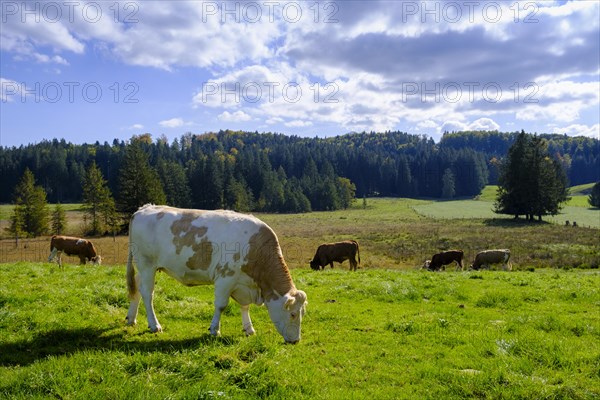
left=589, top=181, right=600, bottom=208
left=83, top=162, right=114, bottom=235
left=337, top=177, right=356, bottom=209
left=117, top=143, right=167, bottom=216
left=9, top=169, right=49, bottom=237
left=157, top=159, right=192, bottom=208
left=495, top=131, right=569, bottom=220
left=51, top=203, right=67, bottom=235
left=6, top=204, right=25, bottom=245
left=441, top=168, right=456, bottom=199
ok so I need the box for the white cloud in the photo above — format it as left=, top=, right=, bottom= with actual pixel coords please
left=284, top=120, right=313, bottom=128
left=218, top=110, right=252, bottom=122
left=469, top=118, right=500, bottom=131
left=551, top=123, right=600, bottom=139
left=440, top=120, right=468, bottom=133
left=159, top=118, right=185, bottom=128
left=266, top=117, right=284, bottom=125
left=130, top=124, right=144, bottom=130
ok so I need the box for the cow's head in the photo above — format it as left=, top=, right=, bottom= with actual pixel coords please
left=309, top=260, right=320, bottom=271
left=91, top=255, right=102, bottom=265
left=265, top=290, right=307, bottom=344
left=422, top=260, right=431, bottom=270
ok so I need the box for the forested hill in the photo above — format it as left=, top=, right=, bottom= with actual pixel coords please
left=0, top=130, right=598, bottom=211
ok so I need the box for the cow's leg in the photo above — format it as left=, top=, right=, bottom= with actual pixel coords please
left=57, top=252, right=63, bottom=269
left=48, top=247, right=57, bottom=263
left=137, top=263, right=161, bottom=332
left=350, top=258, right=357, bottom=271
left=329, top=262, right=334, bottom=269
left=240, top=304, right=256, bottom=336
left=209, top=281, right=233, bottom=336
left=79, top=255, right=86, bottom=265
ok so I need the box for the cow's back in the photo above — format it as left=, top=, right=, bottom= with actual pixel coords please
left=130, top=205, right=267, bottom=284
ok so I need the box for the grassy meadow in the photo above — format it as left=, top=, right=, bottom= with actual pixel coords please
left=1, top=196, right=599, bottom=399
left=1, top=264, right=599, bottom=399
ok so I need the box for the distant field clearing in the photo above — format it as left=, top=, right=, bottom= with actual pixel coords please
left=413, top=200, right=600, bottom=228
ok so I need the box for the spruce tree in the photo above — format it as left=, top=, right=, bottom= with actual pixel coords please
left=441, top=168, right=456, bottom=199
left=51, top=203, right=67, bottom=235
left=117, top=142, right=167, bottom=216
left=9, top=169, right=49, bottom=236
left=495, top=131, right=569, bottom=220
left=83, top=162, right=114, bottom=235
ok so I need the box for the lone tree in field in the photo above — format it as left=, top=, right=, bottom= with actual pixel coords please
left=7, top=169, right=49, bottom=237
left=495, top=131, right=569, bottom=221
left=83, top=162, right=117, bottom=235
left=117, top=140, right=166, bottom=216
left=51, top=203, right=67, bottom=235
left=589, top=181, right=600, bottom=208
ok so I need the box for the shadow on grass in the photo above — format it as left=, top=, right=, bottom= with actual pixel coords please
left=482, top=218, right=553, bottom=228
left=0, top=327, right=237, bottom=367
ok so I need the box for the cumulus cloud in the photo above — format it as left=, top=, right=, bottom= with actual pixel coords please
left=284, top=120, right=313, bottom=128
left=1, top=1, right=598, bottom=140
left=551, top=123, right=600, bottom=139
left=218, top=110, right=252, bottom=122
left=159, top=118, right=185, bottom=128
left=469, top=118, right=500, bottom=131
left=440, top=118, right=500, bottom=133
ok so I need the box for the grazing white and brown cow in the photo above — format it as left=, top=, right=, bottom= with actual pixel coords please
left=48, top=235, right=101, bottom=268
left=309, top=240, right=361, bottom=271
left=423, top=250, right=464, bottom=271
left=470, top=249, right=512, bottom=271
left=125, top=204, right=307, bottom=344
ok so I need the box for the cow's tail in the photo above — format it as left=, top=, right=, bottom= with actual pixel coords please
left=355, top=240, right=361, bottom=264
left=126, top=239, right=137, bottom=299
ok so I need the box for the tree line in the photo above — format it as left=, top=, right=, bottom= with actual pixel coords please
left=1, top=130, right=599, bottom=237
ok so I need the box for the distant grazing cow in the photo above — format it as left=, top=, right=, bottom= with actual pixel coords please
left=470, top=249, right=512, bottom=271
left=48, top=235, right=101, bottom=268
left=423, top=250, right=464, bottom=271
left=126, top=205, right=307, bottom=344
left=310, top=240, right=361, bottom=271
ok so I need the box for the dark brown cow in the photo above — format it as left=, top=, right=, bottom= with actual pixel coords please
left=310, top=240, right=360, bottom=271
left=48, top=235, right=101, bottom=268
left=423, top=250, right=464, bottom=271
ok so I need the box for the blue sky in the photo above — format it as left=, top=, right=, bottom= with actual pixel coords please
left=1, top=0, right=599, bottom=147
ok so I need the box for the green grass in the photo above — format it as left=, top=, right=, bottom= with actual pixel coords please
left=413, top=186, right=600, bottom=228
left=569, top=183, right=595, bottom=196
left=0, top=263, right=598, bottom=399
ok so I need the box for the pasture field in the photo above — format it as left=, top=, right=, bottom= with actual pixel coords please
left=0, top=263, right=599, bottom=399
left=1, top=197, right=599, bottom=399
left=1, top=198, right=599, bottom=270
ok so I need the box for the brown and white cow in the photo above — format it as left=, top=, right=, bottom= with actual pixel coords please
left=309, top=240, right=361, bottom=271
left=423, top=250, right=464, bottom=271
left=470, top=249, right=512, bottom=271
left=48, top=235, right=102, bottom=268
left=125, top=205, right=307, bottom=344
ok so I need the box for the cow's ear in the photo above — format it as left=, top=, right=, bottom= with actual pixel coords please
left=284, top=295, right=295, bottom=310
left=295, top=290, right=307, bottom=305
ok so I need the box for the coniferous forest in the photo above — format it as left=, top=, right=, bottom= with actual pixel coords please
left=0, top=130, right=598, bottom=214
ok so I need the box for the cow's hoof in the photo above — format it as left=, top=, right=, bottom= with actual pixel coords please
left=244, top=327, right=256, bottom=336
left=125, top=316, right=137, bottom=326
left=208, top=327, right=221, bottom=336
left=149, top=325, right=162, bottom=333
